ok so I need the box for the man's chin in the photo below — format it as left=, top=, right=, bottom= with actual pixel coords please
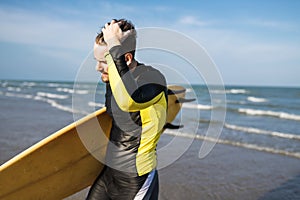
left=101, top=77, right=109, bottom=83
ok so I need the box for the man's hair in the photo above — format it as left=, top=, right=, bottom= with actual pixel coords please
left=95, top=19, right=136, bottom=57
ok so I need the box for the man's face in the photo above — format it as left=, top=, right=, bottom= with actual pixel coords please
left=94, top=43, right=109, bottom=83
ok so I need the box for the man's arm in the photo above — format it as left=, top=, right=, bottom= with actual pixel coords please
left=106, top=47, right=166, bottom=112
left=102, top=20, right=166, bottom=111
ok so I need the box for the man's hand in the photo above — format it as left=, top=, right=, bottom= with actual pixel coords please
left=102, top=20, right=122, bottom=49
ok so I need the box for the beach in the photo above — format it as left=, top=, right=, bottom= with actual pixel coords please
left=1, top=95, right=299, bottom=199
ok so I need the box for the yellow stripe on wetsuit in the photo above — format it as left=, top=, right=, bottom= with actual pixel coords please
left=105, top=52, right=167, bottom=176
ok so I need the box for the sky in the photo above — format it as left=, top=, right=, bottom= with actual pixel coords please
left=0, top=0, right=299, bottom=87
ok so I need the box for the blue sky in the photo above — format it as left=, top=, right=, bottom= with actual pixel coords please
left=0, top=0, right=299, bottom=86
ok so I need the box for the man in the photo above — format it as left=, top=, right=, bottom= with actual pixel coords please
left=87, top=19, right=168, bottom=200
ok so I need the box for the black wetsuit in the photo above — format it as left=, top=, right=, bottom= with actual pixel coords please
left=87, top=45, right=167, bottom=200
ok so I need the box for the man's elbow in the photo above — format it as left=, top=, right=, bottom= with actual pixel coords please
left=117, top=99, right=138, bottom=112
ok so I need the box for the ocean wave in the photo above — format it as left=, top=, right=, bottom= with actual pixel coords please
left=247, top=96, right=268, bottom=103
left=5, top=92, right=33, bottom=99
left=185, top=88, right=193, bottom=93
left=182, top=103, right=213, bottom=110
left=1, top=91, right=86, bottom=114
left=211, top=89, right=249, bottom=94
left=37, top=92, right=69, bottom=99
left=1, top=81, right=8, bottom=87
left=7, top=87, right=21, bottom=92
left=88, top=101, right=105, bottom=108
left=238, top=108, right=300, bottom=121
left=227, top=100, right=247, bottom=105
left=33, top=96, right=86, bottom=114
left=224, top=123, right=300, bottom=140
left=210, top=90, right=225, bottom=94
left=228, top=89, right=248, bottom=94
left=164, top=130, right=300, bottom=159
left=20, top=82, right=36, bottom=87
left=56, top=87, right=89, bottom=94
left=47, top=83, right=60, bottom=87
left=199, top=119, right=224, bottom=124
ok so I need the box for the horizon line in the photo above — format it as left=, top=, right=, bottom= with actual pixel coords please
left=0, top=78, right=299, bottom=89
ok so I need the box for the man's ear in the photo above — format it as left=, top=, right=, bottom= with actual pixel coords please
left=124, top=52, right=133, bottom=65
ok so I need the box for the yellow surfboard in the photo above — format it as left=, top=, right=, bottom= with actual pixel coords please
left=0, top=85, right=189, bottom=200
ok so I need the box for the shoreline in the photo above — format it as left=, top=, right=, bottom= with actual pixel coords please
left=1, top=95, right=299, bottom=199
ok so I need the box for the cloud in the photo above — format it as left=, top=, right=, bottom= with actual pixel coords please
left=0, top=2, right=160, bottom=51
left=0, top=6, right=94, bottom=50
left=0, top=2, right=299, bottom=86
left=193, top=28, right=300, bottom=63
left=172, top=15, right=300, bottom=65
left=171, top=24, right=300, bottom=86
left=153, top=5, right=173, bottom=12
left=178, top=16, right=209, bottom=26
left=246, top=19, right=298, bottom=32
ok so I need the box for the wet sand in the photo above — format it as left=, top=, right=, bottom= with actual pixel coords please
left=1, top=96, right=299, bottom=199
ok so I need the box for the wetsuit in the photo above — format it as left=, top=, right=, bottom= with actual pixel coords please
left=87, top=45, right=168, bottom=200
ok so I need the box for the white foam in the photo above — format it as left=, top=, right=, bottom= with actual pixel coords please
left=247, top=96, right=268, bottom=103
left=1, top=82, right=8, bottom=87
left=7, top=87, right=21, bottom=92
left=88, top=101, right=105, bottom=108
left=5, top=92, right=33, bottom=99
left=2, top=90, right=86, bottom=114
left=164, top=130, right=300, bottom=159
left=227, top=89, right=248, bottom=94
left=225, top=123, right=300, bottom=140
left=185, top=88, right=193, bottom=93
left=75, top=90, right=89, bottom=94
left=56, top=88, right=89, bottom=94
left=47, top=83, right=60, bottom=87
left=238, top=108, right=300, bottom=121
left=211, top=89, right=248, bottom=94
left=210, top=90, right=225, bottom=94
left=182, top=103, right=213, bottom=110
left=21, top=82, right=36, bottom=87
left=33, top=96, right=86, bottom=114
left=37, top=92, right=69, bottom=99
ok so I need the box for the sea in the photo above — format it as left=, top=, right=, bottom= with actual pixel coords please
left=1, top=79, right=300, bottom=199
left=0, top=79, right=300, bottom=161
left=0, top=80, right=300, bottom=159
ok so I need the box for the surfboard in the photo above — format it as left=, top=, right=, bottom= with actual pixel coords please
left=0, top=85, right=189, bottom=200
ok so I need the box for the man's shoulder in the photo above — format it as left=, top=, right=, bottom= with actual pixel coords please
left=135, top=63, right=164, bottom=77
left=134, top=63, right=166, bottom=86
